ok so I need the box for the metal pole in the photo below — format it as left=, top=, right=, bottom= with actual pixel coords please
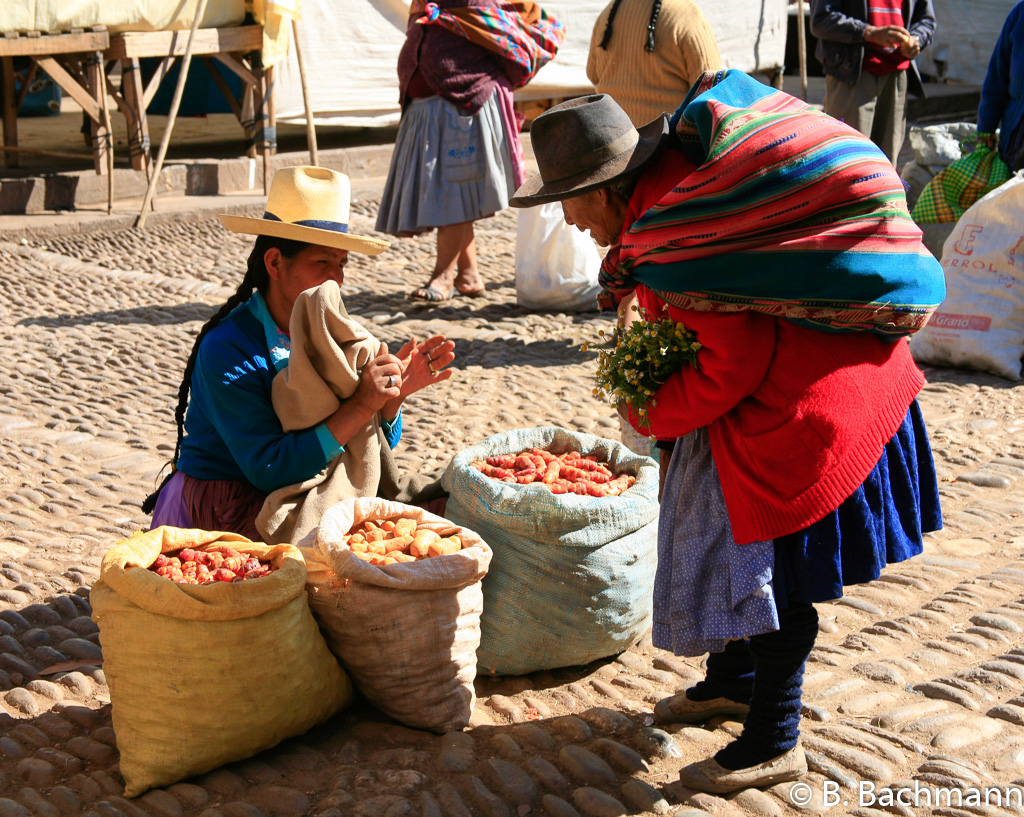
left=134, top=0, right=211, bottom=228
left=798, top=0, right=808, bottom=101
left=291, top=16, right=318, bottom=166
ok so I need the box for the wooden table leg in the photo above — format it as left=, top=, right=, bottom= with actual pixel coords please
left=265, top=62, right=276, bottom=157
left=84, top=52, right=109, bottom=175
left=119, top=57, right=150, bottom=172
left=1, top=56, right=18, bottom=169
left=262, top=63, right=276, bottom=193
left=241, top=56, right=257, bottom=161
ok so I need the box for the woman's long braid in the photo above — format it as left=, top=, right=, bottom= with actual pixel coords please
left=645, top=0, right=663, bottom=51
left=598, top=0, right=625, bottom=49
left=142, top=236, right=293, bottom=514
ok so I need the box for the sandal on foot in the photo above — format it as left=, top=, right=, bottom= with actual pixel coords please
left=654, top=691, right=750, bottom=725
left=410, top=284, right=453, bottom=302
left=457, top=285, right=485, bottom=298
left=677, top=745, right=807, bottom=794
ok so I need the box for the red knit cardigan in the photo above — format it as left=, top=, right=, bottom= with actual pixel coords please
left=622, top=146, right=926, bottom=544
left=629, top=296, right=925, bottom=544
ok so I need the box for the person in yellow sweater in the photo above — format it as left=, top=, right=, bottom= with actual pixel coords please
left=586, top=0, right=722, bottom=127
left=587, top=0, right=721, bottom=455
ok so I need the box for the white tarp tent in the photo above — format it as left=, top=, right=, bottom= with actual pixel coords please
left=915, top=0, right=1015, bottom=86
left=0, top=0, right=244, bottom=33
left=272, top=0, right=787, bottom=127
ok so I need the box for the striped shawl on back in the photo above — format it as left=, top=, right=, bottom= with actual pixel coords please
left=599, top=69, right=946, bottom=337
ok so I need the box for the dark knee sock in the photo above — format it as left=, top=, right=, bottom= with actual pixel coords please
left=687, top=638, right=755, bottom=703
left=715, top=602, right=818, bottom=770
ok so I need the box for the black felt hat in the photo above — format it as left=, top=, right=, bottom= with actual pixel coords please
left=510, top=94, right=669, bottom=207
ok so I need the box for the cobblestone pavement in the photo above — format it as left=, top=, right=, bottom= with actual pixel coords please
left=2, top=196, right=1024, bottom=817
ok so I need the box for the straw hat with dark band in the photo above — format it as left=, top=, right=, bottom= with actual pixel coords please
left=220, top=166, right=390, bottom=256
left=510, top=94, right=669, bottom=207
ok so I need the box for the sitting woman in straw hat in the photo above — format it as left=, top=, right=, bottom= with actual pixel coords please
left=144, top=166, right=455, bottom=542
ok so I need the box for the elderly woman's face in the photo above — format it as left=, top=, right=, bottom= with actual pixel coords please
left=561, top=189, right=626, bottom=247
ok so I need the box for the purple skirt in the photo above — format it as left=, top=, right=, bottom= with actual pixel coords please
left=150, top=471, right=266, bottom=541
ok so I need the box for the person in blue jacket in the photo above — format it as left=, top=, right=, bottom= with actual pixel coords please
left=978, top=2, right=1024, bottom=170
left=144, top=166, right=455, bottom=538
left=810, top=0, right=937, bottom=164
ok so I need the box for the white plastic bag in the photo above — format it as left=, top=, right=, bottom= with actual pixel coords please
left=910, top=172, right=1024, bottom=380
left=515, top=201, right=602, bottom=312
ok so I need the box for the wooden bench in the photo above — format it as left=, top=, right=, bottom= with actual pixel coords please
left=0, top=27, right=112, bottom=173
left=103, top=24, right=274, bottom=173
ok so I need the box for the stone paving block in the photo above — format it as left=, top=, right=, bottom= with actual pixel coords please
left=9, top=191, right=1024, bottom=817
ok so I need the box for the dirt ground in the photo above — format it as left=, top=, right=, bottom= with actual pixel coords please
left=0, top=185, right=1022, bottom=817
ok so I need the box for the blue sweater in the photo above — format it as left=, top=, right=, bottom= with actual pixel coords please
left=177, top=292, right=400, bottom=493
left=978, top=1, right=1024, bottom=165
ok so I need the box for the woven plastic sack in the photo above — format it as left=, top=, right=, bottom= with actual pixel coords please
left=910, top=172, right=1024, bottom=380
left=442, top=427, right=659, bottom=676
left=302, top=498, right=491, bottom=733
left=912, top=137, right=1012, bottom=223
left=91, top=527, right=352, bottom=798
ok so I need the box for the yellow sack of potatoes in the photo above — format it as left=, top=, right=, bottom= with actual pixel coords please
left=91, top=526, right=352, bottom=798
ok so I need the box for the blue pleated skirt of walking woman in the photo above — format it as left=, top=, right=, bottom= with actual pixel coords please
left=653, top=399, right=943, bottom=658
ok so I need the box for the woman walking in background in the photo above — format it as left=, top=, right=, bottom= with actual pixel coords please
left=376, top=0, right=563, bottom=303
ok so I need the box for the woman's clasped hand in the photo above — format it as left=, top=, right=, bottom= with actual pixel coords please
left=353, top=335, right=457, bottom=417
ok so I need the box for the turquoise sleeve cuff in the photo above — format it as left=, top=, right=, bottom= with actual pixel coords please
left=381, top=410, right=403, bottom=450
left=315, top=422, right=345, bottom=459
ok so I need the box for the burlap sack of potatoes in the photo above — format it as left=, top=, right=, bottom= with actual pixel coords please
left=91, top=527, right=353, bottom=798
left=302, top=497, right=491, bottom=733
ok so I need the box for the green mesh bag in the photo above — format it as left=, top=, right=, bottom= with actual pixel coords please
left=913, top=135, right=1012, bottom=223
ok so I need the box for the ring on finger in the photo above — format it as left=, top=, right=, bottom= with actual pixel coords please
left=387, top=374, right=396, bottom=389
left=428, top=361, right=438, bottom=376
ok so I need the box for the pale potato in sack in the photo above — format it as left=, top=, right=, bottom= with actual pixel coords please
left=301, top=497, right=491, bottom=733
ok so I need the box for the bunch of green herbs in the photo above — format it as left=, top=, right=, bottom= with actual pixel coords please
left=585, top=308, right=701, bottom=421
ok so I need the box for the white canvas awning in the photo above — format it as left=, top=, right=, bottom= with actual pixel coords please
left=272, top=0, right=788, bottom=127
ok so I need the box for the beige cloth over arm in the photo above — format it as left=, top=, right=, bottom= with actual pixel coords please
left=257, top=281, right=383, bottom=545
left=586, top=0, right=722, bottom=127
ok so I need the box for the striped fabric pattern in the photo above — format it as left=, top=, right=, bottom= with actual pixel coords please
left=600, top=69, right=945, bottom=337
left=412, top=1, right=565, bottom=88
left=864, top=2, right=910, bottom=74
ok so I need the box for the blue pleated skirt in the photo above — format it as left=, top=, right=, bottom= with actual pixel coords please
left=375, top=91, right=516, bottom=236
left=652, top=399, right=942, bottom=657
left=772, top=399, right=943, bottom=608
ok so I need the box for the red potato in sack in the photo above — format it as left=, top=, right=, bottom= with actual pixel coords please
left=92, top=527, right=353, bottom=798
left=470, top=447, right=636, bottom=496
left=147, top=545, right=279, bottom=586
